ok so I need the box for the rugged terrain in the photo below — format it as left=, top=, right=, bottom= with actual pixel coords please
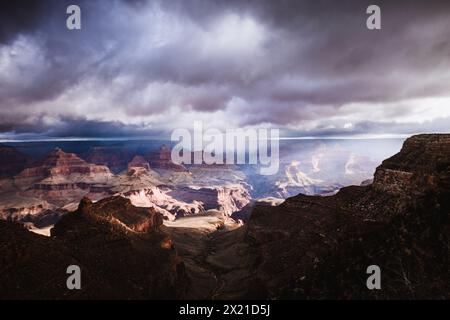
left=0, top=196, right=188, bottom=299
left=242, top=134, right=450, bottom=299
left=0, top=135, right=448, bottom=299
left=150, top=136, right=448, bottom=300
left=0, top=145, right=252, bottom=232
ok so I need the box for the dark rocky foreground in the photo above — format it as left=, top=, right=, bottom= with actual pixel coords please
left=0, top=134, right=449, bottom=299
left=0, top=197, right=188, bottom=299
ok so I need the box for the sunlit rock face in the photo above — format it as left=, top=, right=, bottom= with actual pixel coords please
left=168, top=184, right=251, bottom=216
left=73, top=196, right=164, bottom=233
left=122, top=187, right=188, bottom=221
left=15, top=148, right=112, bottom=188
left=123, top=183, right=251, bottom=220
left=120, top=155, right=251, bottom=219
left=372, top=134, right=450, bottom=197
left=0, top=145, right=252, bottom=232
left=13, top=148, right=113, bottom=207
left=0, top=198, right=54, bottom=221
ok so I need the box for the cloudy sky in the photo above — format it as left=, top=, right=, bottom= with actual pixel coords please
left=0, top=0, right=450, bottom=140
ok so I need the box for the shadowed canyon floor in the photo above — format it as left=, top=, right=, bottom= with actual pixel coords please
left=163, top=214, right=255, bottom=299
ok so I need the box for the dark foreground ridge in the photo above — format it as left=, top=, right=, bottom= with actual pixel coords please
left=0, top=196, right=188, bottom=299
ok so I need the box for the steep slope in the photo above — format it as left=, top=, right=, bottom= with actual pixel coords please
left=244, top=134, right=450, bottom=299
left=0, top=196, right=188, bottom=299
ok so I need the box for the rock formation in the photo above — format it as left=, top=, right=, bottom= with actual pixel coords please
left=84, top=146, right=135, bottom=173
left=0, top=196, right=188, bottom=299
left=127, top=155, right=151, bottom=172
left=14, top=148, right=113, bottom=206
left=123, top=183, right=251, bottom=220
left=15, top=148, right=112, bottom=183
left=243, top=134, right=450, bottom=299
left=147, top=145, right=188, bottom=172
left=70, top=196, right=164, bottom=233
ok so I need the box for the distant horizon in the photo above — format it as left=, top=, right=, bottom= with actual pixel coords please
left=0, top=133, right=423, bottom=143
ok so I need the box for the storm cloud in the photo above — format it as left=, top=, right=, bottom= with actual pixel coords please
left=0, top=0, right=450, bottom=139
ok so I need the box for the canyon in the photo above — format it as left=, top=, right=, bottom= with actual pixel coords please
left=0, top=134, right=447, bottom=299
left=0, top=145, right=253, bottom=233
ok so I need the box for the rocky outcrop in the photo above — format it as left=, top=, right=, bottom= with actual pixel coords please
left=372, top=134, right=450, bottom=197
left=124, top=187, right=201, bottom=219
left=127, top=155, right=151, bottom=172
left=147, top=145, right=188, bottom=172
left=0, top=196, right=188, bottom=299
left=243, top=134, right=450, bottom=299
left=70, top=196, right=164, bottom=233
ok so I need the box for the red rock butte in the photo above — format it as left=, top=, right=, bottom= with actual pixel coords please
left=147, top=145, right=187, bottom=172
left=16, top=148, right=112, bottom=180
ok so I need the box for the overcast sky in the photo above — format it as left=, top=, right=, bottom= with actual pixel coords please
left=0, top=0, right=450, bottom=140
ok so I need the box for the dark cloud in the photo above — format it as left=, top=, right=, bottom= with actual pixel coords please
left=44, top=117, right=157, bottom=138
left=0, top=0, right=47, bottom=43
left=0, top=0, right=450, bottom=139
left=0, top=114, right=158, bottom=139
